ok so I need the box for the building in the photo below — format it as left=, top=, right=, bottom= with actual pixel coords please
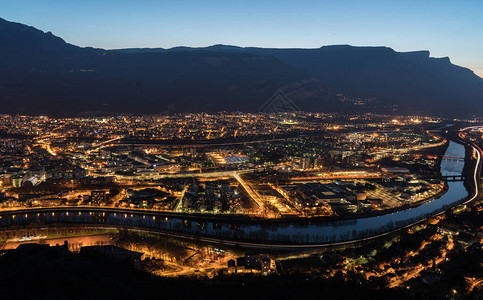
left=232, top=254, right=277, bottom=274
left=90, top=191, right=107, bottom=204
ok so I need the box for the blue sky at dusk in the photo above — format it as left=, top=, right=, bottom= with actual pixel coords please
left=1, top=0, right=482, bottom=76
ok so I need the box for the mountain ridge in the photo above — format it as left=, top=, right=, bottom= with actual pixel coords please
left=116, top=44, right=481, bottom=78
left=0, top=17, right=481, bottom=117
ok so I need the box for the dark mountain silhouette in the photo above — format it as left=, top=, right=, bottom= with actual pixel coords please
left=0, top=17, right=482, bottom=116
left=137, top=44, right=483, bottom=115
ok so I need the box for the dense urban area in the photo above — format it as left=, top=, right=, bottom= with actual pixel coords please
left=0, top=112, right=481, bottom=298
left=0, top=113, right=452, bottom=216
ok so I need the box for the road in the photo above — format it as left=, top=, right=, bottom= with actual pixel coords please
left=457, top=127, right=482, bottom=205
left=233, top=173, right=264, bottom=208
left=108, top=168, right=263, bottom=181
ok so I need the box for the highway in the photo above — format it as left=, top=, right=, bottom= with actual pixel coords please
left=458, top=127, right=482, bottom=205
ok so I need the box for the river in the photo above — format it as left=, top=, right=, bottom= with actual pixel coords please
left=1, top=141, right=472, bottom=246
